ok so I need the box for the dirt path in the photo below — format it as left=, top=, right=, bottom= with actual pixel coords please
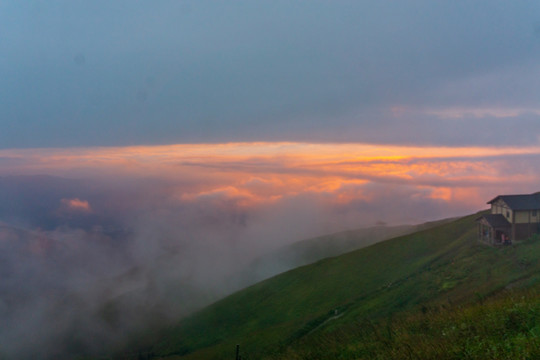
left=306, top=311, right=345, bottom=335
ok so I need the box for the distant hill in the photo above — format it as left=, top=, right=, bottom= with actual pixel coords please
left=227, top=218, right=456, bottom=290
left=121, top=211, right=540, bottom=359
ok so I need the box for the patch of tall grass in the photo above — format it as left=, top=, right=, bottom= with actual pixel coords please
left=267, top=287, right=540, bottom=359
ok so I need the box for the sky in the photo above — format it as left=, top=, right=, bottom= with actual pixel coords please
left=1, top=0, right=540, bottom=219
left=2, top=0, right=540, bottom=147
left=2, top=2, right=540, bottom=358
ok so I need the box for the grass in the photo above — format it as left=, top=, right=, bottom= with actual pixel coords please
left=271, top=287, right=540, bottom=359
left=106, top=211, right=540, bottom=359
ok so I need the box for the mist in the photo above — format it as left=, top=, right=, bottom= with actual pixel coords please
left=0, top=176, right=457, bottom=358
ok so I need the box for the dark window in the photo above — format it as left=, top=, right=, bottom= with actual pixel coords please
left=533, top=210, right=537, bottom=217
left=506, top=211, right=510, bottom=218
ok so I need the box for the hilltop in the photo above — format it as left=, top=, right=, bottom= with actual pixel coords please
left=111, top=211, right=540, bottom=359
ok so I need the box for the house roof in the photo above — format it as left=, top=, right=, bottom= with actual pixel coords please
left=487, top=192, right=540, bottom=210
left=477, top=214, right=511, bottom=228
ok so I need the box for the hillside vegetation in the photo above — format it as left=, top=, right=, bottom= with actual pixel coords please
left=230, top=219, right=454, bottom=290
left=111, top=211, right=540, bottom=359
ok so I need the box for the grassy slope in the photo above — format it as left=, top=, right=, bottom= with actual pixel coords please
left=229, top=220, right=455, bottom=291
left=274, top=285, right=540, bottom=360
left=131, top=211, right=540, bottom=359
left=268, top=218, right=455, bottom=265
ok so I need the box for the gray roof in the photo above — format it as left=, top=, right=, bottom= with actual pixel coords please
left=477, top=214, right=511, bottom=228
left=487, top=192, right=540, bottom=210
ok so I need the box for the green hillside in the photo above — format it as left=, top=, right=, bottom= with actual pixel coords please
left=114, top=211, right=540, bottom=359
left=227, top=220, right=455, bottom=290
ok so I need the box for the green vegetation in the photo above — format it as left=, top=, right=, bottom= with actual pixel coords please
left=270, top=287, right=540, bottom=359
left=237, top=219, right=454, bottom=287
left=110, top=211, right=540, bottom=359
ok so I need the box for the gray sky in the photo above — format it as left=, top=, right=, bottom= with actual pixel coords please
left=2, top=0, right=540, bottom=148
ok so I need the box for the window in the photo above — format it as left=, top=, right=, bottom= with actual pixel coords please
left=533, top=210, right=537, bottom=217
left=506, top=211, right=510, bottom=218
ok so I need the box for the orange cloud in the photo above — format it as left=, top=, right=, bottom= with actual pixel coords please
left=3, top=142, right=540, bottom=217
left=61, top=198, right=92, bottom=213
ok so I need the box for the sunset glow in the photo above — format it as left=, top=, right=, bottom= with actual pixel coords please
left=2, top=142, right=540, bottom=224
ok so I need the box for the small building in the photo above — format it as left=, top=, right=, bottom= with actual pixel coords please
left=477, top=192, right=540, bottom=245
